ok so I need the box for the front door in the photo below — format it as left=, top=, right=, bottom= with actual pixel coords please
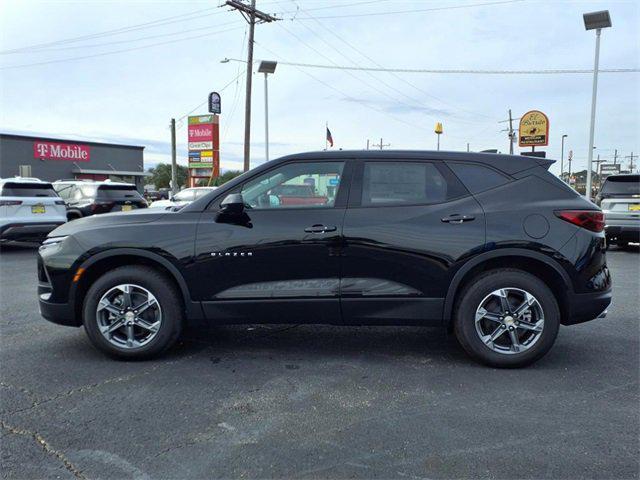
left=192, top=160, right=350, bottom=324
left=341, top=159, right=485, bottom=325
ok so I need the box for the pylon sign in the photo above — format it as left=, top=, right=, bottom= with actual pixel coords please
left=187, top=115, right=219, bottom=178
left=518, top=110, right=549, bottom=147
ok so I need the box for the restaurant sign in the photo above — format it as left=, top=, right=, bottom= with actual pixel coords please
left=518, top=110, right=549, bottom=147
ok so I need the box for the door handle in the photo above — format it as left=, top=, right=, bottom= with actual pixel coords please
left=441, top=214, right=475, bottom=224
left=304, top=224, right=337, bottom=233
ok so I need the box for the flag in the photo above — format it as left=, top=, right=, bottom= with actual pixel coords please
left=326, top=127, right=334, bottom=147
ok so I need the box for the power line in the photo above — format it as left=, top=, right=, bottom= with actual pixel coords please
left=287, top=0, right=493, bottom=121
left=280, top=0, right=526, bottom=20
left=11, top=21, right=242, bottom=53
left=256, top=42, right=435, bottom=133
left=175, top=70, right=247, bottom=128
left=272, top=61, right=640, bottom=75
left=0, top=6, right=227, bottom=54
left=0, top=25, right=245, bottom=70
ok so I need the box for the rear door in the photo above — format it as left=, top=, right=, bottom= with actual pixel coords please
left=0, top=182, right=66, bottom=223
left=341, top=159, right=485, bottom=326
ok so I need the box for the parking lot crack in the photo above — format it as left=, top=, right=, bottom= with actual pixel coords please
left=0, top=419, right=87, bottom=479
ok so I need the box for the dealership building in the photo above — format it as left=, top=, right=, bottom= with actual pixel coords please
left=0, top=134, right=149, bottom=191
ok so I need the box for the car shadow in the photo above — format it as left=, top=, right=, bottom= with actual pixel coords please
left=169, top=323, right=473, bottom=367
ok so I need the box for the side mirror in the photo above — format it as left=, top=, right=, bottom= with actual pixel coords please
left=220, top=193, right=245, bottom=214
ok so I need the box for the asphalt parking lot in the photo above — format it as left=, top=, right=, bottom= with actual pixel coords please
left=1, top=246, right=638, bottom=480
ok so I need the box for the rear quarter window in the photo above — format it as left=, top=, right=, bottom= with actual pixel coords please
left=447, top=162, right=510, bottom=194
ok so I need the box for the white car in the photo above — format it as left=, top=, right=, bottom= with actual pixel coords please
left=0, top=177, right=67, bottom=244
left=149, top=187, right=217, bottom=209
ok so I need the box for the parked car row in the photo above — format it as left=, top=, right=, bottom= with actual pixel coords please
left=1, top=178, right=225, bottom=245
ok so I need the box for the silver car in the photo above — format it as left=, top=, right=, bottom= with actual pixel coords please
left=597, top=174, right=640, bottom=248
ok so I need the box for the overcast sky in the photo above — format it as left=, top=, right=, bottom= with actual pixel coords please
left=1, top=0, right=638, bottom=176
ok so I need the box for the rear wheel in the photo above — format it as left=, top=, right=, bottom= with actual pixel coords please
left=454, top=269, right=560, bottom=368
left=82, top=266, right=183, bottom=359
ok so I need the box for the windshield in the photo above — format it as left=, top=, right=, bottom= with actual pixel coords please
left=601, top=175, right=640, bottom=196
left=174, top=189, right=195, bottom=202
left=1, top=183, right=58, bottom=197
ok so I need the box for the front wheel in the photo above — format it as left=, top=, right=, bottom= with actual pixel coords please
left=82, top=266, right=183, bottom=359
left=454, top=269, right=560, bottom=368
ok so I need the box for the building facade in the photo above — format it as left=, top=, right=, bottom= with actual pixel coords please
left=0, top=134, right=149, bottom=191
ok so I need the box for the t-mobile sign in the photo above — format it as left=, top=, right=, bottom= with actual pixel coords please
left=33, top=141, right=90, bottom=161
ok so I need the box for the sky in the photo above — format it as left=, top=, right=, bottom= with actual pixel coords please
left=1, top=0, right=639, bottom=177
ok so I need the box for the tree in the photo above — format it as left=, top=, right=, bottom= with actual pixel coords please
left=147, top=164, right=188, bottom=189
left=214, top=170, right=243, bottom=186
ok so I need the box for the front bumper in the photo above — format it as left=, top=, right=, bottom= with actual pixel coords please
left=38, top=289, right=79, bottom=327
left=0, top=222, right=65, bottom=243
left=563, top=288, right=612, bottom=325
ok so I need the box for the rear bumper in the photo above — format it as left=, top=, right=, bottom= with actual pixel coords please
left=563, top=288, right=612, bottom=326
left=0, top=222, right=65, bottom=243
left=605, top=225, right=640, bottom=244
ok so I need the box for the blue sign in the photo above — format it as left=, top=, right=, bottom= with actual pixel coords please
left=329, top=178, right=339, bottom=186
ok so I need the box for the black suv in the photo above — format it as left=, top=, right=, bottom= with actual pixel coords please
left=38, top=151, right=611, bottom=367
left=52, top=180, right=148, bottom=220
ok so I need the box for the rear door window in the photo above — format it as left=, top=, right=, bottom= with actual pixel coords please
left=447, top=162, right=510, bottom=194
left=1, top=183, right=58, bottom=197
left=360, top=162, right=465, bottom=206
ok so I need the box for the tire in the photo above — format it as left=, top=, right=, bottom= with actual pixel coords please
left=453, top=269, right=560, bottom=368
left=82, top=266, right=183, bottom=359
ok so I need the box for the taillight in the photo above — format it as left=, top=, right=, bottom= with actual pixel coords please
left=0, top=200, right=22, bottom=206
left=555, top=210, right=605, bottom=233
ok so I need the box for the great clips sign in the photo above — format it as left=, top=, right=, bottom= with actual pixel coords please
left=33, top=141, right=90, bottom=162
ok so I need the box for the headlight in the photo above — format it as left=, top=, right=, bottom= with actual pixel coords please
left=40, top=236, right=68, bottom=250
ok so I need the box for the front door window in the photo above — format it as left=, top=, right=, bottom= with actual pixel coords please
left=241, top=162, right=344, bottom=209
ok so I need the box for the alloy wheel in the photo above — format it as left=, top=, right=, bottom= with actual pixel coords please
left=96, top=284, right=162, bottom=349
left=474, top=287, right=544, bottom=355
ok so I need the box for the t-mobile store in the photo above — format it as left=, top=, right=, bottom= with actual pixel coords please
left=0, top=134, right=149, bottom=191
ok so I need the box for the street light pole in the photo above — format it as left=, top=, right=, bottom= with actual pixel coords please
left=258, top=61, right=277, bottom=163
left=263, top=72, right=269, bottom=162
left=583, top=10, right=612, bottom=201
left=585, top=28, right=601, bottom=200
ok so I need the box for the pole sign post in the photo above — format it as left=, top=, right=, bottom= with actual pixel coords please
left=518, top=110, right=549, bottom=147
left=208, top=92, right=221, bottom=114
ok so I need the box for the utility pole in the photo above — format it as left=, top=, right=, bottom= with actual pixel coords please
left=560, top=134, right=567, bottom=179
left=226, top=0, right=277, bottom=172
left=170, top=118, right=177, bottom=193
left=467, top=143, right=470, bottom=152
left=372, top=138, right=390, bottom=150
left=366, top=139, right=370, bottom=150
left=499, top=110, right=519, bottom=155
left=625, top=152, right=636, bottom=172
left=508, top=109, right=515, bottom=155
left=613, top=148, right=618, bottom=164
left=594, top=154, right=605, bottom=190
